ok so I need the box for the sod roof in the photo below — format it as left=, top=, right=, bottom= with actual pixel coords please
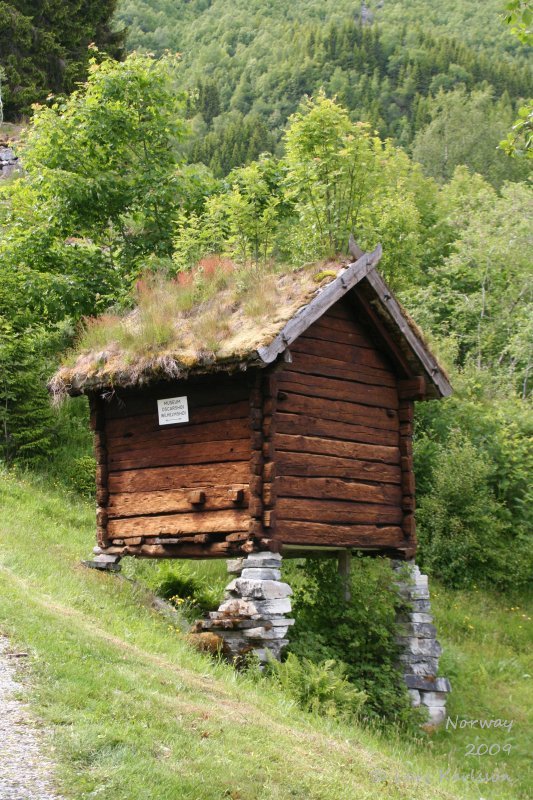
left=50, top=246, right=452, bottom=400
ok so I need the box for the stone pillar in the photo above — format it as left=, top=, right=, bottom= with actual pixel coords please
left=391, top=560, right=451, bottom=726
left=193, top=551, right=294, bottom=665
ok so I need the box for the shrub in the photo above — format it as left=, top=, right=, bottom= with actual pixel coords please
left=267, top=653, right=367, bottom=721
left=283, top=557, right=417, bottom=726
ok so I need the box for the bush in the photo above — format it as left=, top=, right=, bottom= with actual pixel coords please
left=283, top=557, right=417, bottom=726
left=267, top=653, right=367, bottom=721
left=64, top=455, right=97, bottom=499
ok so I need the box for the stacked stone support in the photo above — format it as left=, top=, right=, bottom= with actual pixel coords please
left=392, top=560, right=451, bottom=725
left=194, top=551, right=294, bottom=665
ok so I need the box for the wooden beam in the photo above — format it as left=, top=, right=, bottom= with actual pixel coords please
left=365, top=270, right=452, bottom=398
left=257, top=245, right=383, bottom=364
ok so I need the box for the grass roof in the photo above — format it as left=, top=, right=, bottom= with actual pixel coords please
left=51, top=257, right=347, bottom=398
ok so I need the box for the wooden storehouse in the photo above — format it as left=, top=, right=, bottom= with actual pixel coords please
left=52, top=246, right=451, bottom=563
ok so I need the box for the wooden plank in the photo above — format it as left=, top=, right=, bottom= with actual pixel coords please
left=278, top=393, right=399, bottom=431
left=276, top=497, right=402, bottom=525
left=108, top=485, right=249, bottom=518
left=278, top=372, right=399, bottom=409
left=287, top=351, right=396, bottom=388
left=108, top=462, right=250, bottom=493
left=107, top=439, right=250, bottom=471
left=364, top=270, right=452, bottom=397
left=276, top=451, right=401, bottom=484
left=108, top=509, right=249, bottom=537
left=277, top=476, right=401, bottom=505
left=276, top=412, right=399, bottom=447
left=106, top=400, right=250, bottom=441
left=291, top=335, right=392, bottom=373
left=107, top=415, right=249, bottom=450
left=104, top=379, right=250, bottom=420
left=274, top=433, right=400, bottom=464
left=274, top=520, right=404, bottom=548
left=257, top=245, right=382, bottom=364
left=304, top=320, right=376, bottom=349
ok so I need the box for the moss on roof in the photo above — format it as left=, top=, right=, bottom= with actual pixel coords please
left=51, top=258, right=348, bottom=398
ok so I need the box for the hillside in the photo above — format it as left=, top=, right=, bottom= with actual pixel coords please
left=0, top=470, right=531, bottom=799
left=115, top=0, right=532, bottom=180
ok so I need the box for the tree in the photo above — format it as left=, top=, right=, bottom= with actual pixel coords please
left=0, top=52, right=195, bottom=462
left=412, top=87, right=530, bottom=187
left=0, top=1, right=125, bottom=120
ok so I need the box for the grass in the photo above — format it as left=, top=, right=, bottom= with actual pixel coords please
left=51, top=257, right=344, bottom=396
left=0, top=468, right=530, bottom=799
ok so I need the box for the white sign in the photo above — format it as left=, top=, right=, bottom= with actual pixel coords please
left=157, top=396, right=189, bottom=425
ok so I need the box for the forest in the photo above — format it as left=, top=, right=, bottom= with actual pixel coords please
left=0, top=1, right=531, bottom=798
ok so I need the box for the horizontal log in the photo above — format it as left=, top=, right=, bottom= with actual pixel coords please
left=107, top=415, right=250, bottom=452
left=274, top=433, right=400, bottom=465
left=278, top=372, right=399, bottom=409
left=276, top=476, right=402, bottom=506
left=121, top=541, right=247, bottom=559
left=276, top=497, right=402, bottom=525
left=292, top=335, right=393, bottom=372
left=107, top=439, right=250, bottom=471
left=106, top=400, right=250, bottom=439
left=108, top=462, right=249, bottom=493
left=108, top=509, right=249, bottom=537
left=277, top=393, right=399, bottom=431
left=104, top=379, right=250, bottom=421
left=398, top=403, right=414, bottom=423
left=107, top=485, right=249, bottom=518
left=275, top=412, right=399, bottom=447
left=274, top=520, right=405, bottom=548
left=287, top=351, right=397, bottom=388
left=323, top=300, right=355, bottom=321
left=304, top=320, right=377, bottom=349
left=276, top=451, right=401, bottom=484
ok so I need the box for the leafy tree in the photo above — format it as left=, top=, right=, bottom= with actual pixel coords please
left=412, top=88, right=530, bottom=187
left=0, top=1, right=125, bottom=120
left=0, top=52, right=195, bottom=461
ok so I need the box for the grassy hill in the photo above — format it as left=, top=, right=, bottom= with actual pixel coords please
left=0, top=469, right=530, bottom=799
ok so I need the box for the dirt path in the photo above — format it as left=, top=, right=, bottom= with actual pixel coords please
left=0, top=635, right=62, bottom=800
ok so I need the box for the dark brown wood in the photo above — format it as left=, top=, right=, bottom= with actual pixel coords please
left=108, top=462, right=250, bottom=493
left=107, top=414, right=249, bottom=450
left=276, top=412, right=398, bottom=447
left=276, top=498, right=403, bottom=525
left=278, top=393, right=398, bottom=431
left=291, top=336, right=393, bottom=373
left=107, top=439, right=250, bottom=471
left=276, top=476, right=402, bottom=506
left=274, top=433, right=400, bottom=465
left=398, top=377, right=427, bottom=401
left=276, top=451, right=401, bottom=483
left=350, top=290, right=413, bottom=378
left=104, top=379, right=250, bottom=421
left=278, top=372, right=399, bottom=409
left=364, top=270, right=453, bottom=397
left=274, top=520, right=404, bottom=548
left=287, top=350, right=397, bottom=388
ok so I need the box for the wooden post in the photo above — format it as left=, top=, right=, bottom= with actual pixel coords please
left=337, top=549, right=351, bottom=602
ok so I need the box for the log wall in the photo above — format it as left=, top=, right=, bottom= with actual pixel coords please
left=271, top=297, right=414, bottom=556
left=98, top=376, right=254, bottom=558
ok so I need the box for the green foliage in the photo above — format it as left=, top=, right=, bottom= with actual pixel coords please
left=156, top=563, right=224, bottom=615
left=414, top=371, right=533, bottom=590
left=117, top=1, right=531, bottom=186
left=284, top=557, right=417, bottom=726
left=412, top=88, right=530, bottom=187
left=267, top=653, right=367, bottom=721
left=0, top=322, right=54, bottom=464
left=64, top=455, right=96, bottom=499
left=0, top=1, right=125, bottom=120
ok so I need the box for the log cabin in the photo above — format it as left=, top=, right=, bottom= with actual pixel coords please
left=52, top=245, right=451, bottom=564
